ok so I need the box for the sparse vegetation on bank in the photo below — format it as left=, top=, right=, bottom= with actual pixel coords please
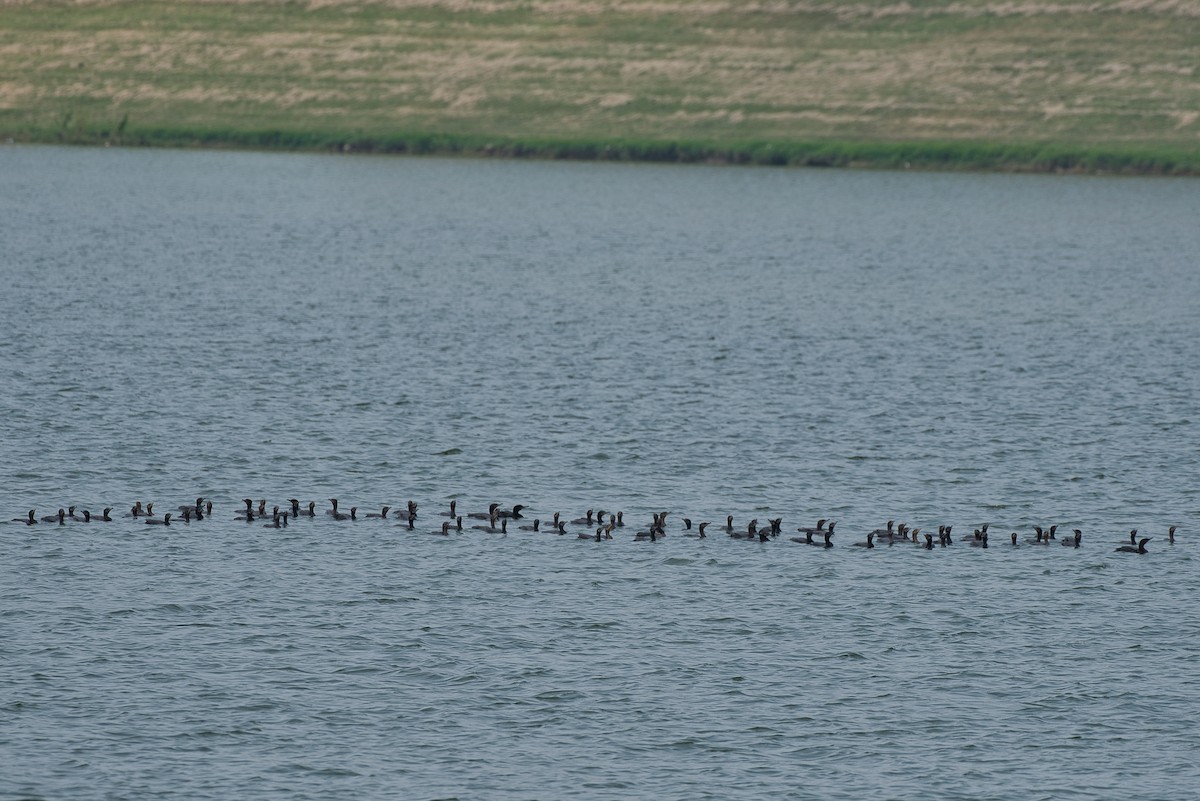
left=1, top=0, right=1196, bottom=174
left=12, top=124, right=1196, bottom=175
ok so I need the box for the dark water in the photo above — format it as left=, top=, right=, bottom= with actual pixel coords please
left=1, top=145, right=1198, bottom=800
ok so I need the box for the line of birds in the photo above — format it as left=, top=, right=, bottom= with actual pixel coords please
left=8, top=499, right=1178, bottom=554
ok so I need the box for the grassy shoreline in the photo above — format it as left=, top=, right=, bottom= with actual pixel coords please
left=2, top=1, right=1197, bottom=176
left=9, top=125, right=1196, bottom=176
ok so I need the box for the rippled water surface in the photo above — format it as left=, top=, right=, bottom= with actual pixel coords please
left=2, top=146, right=1198, bottom=800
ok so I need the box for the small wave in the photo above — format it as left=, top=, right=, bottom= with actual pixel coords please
left=533, top=689, right=587, bottom=702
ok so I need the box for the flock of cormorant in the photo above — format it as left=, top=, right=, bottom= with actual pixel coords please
left=8, top=497, right=1177, bottom=554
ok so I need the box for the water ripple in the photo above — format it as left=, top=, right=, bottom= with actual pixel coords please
left=1, top=147, right=1199, bottom=801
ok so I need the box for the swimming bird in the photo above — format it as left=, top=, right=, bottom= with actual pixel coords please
left=243, top=504, right=273, bottom=524
left=235, top=500, right=263, bottom=520
left=392, top=501, right=419, bottom=522
left=124, top=501, right=144, bottom=518
left=178, top=497, right=204, bottom=517
left=790, top=527, right=833, bottom=547
left=797, top=519, right=827, bottom=538
left=868, top=520, right=894, bottom=540
left=66, top=506, right=79, bottom=520
left=735, top=519, right=758, bottom=540
left=852, top=532, right=875, bottom=549
left=613, top=511, right=625, bottom=527
left=790, top=529, right=817, bottom=545
left=1010, top=531, right=1018, bottom=547
left=145, top=513, right=172, bottom=526
left=1115, top=537, right=1150, bottom=554
left=570, top=509, right=594, bottom=526
left=472, top=514, right=507, bottom=534
left=634, top=513, right=666, bottom=540
left=733, top=518, right=758, bottom=540
left=1034, top=524, right=1058, bottom=541
left=289, top=498, right=301, bottom=518
left=41, top=508, right=65, bottom=525
left=723, top=515, right=734, bottom=534
left=682, top=518, right=692, bottom=531
left=237, top=501, right=268, bottom=520
left=922, top=533, right=934, bottom=550
left=1062, top=529, right=1082, bottom=548
left=430, top=521, right=452, bottom=536
left=685, top=521, right=709, bottom=539
left=470, top=503, right=502, bottom=521
left=496, top=504, right=526, bottom=520
left=365, top=506, right=391, bottom=519
left=1168, top=525, right=1177, bottom=544
left=647, top=512, right=669, bottom=537
left=968, top=531, right=989, bottom=549
left=14, top=510, right=36, bottom=525
left=440, top=500, right=457, bottom=518
left=517, top=519, right=541, bottom=532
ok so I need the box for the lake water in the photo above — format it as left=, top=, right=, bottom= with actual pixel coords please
left=1, top=145, right=1198, bottom=800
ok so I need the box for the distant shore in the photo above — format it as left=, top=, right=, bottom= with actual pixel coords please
left=9, top=127, right=1196, bottom=176
left=2, top=0, right=1197, bottom=176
